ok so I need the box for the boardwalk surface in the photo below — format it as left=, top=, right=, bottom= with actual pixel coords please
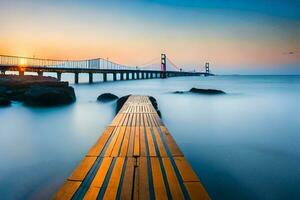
left=54, top=95, right=210, bottom=200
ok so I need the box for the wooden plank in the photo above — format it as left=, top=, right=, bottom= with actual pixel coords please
left=122, top=113, right=129, bottom=126
left=152, top=127, right=168, bottom=157
left=140, top=113, right=144, bottom=126
left=68, top=156, right=97, bottom=181
left=140, top=127, right=147, bottom=157
left=160, top=126, right=183, bottom=157
left=87, top=126, right=115, bottom=157
left=127, top=127, right=134, bottom=157
left=119, top=127, right=131, bottom=157
left=136, top=113, right=140, bottom=126
left=53, top=181, right=81, bottom=200
left=143, top=114, right=149, bottom=127
left=133, top=126, right=140, bottom=157
left=133, top=160, right=139, bottom=200
left=150, top=114, right=159, bottom=127
left=162, top=158, right=185, bottom=200
left=120, top=157, right=135, bottom=200
left=104, top=127, right=121, bottom=157
left=90, top=157, right=113, bottom=188
left=132, top=113, right=136, bottom=127
left=147, top=113, right=155, bottom=127
left=139, top=157, right=150, bottom=200
left=111, top=126, right=126, bottom=157
left=150, top=157, right=168, bottom=200
left=103, top=157, right=126, bottom=200
left=184, top=182, right=210, bottom=200
left=174, top=157, right=199, bottom=182
left=83, top=187, right=100, bottom=200
left=145, top=127, right=156, bottom=157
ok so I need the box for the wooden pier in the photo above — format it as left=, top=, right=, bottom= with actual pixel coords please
left=54, top=95, right=210, bottom=200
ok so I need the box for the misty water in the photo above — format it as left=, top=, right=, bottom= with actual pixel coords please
left=0, top=75, right=299, bottom=200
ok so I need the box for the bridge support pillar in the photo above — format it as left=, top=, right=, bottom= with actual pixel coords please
left=57, top=72, right=62, bottom=81
left=37, top=71, right=43, bottom=77
left=126, top=72, right=129, bottom=80
left=19, top=70, right=24, bottom=76
left=132, top=72, right=135, bottom=80
left=150, top=73, right=153, bottom=79
left=141, top=72, right=145, bottom=79
left=75, top=73, right=79, bottom=84
left=113, top=73, right=117, bottom=81
left=121, top=73, right=124, bottom=80
left=89, top=73, right=93, bottom=84
left=137, top=72, right=140, bottom=79
left=103, top=73, right=107, bottom=82
left=1, top=70, right=5, bottom=75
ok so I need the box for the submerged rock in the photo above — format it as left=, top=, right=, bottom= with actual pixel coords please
left=0, top=97, right=11, bottom=106
left=23, top=86, right=76, bottom=106
left=173, top=91, right=186, bottom=94
left=97, top=93, right=119, bottom=102
left=189, top=87, right=225, bottom=94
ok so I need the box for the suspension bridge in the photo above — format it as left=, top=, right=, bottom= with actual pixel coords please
left=0, top=54, right=213, bottom=83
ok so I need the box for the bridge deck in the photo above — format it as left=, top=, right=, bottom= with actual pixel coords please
left=53, top=95, right=210, bottom=200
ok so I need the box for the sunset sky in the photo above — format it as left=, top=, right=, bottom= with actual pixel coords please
left=0, top=0, right=299, bottom=74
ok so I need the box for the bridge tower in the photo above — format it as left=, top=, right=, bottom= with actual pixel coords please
left=161, top=54, right=166, bottom=78
left=205, top=62, right=210, bottom=74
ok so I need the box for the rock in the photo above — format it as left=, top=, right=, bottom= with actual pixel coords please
left=23, top=86, right=76, bottom=106
left=173, top=91, right=185, bottom=94
left=97, top=93, right=119, bottom=102
left=0, top=97, right=11, bottom=107
left=189, top=87, right=225, bottom=95
left=149, top=96, right=161, bottom=117
left=0, top=75, right=76, bottom=106
left=116, top=95, right=131, bottom=113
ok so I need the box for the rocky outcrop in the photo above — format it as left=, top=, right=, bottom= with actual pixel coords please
left=97, top=93, right=118, bottom=102
left=173, top=87, right=225, bottom=95
left=0, top=75, right=76, bottom=107
left=149, top=96, right=161, bottom=117
left=23, top=86, right=76, bottom=106
left=189, top=87, right=225, bottom=94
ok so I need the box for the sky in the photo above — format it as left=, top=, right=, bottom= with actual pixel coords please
left=0, top=0, right=299, bottom=74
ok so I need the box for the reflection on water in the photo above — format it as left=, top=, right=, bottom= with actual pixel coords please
left=0, top=75, right=299, bottom=200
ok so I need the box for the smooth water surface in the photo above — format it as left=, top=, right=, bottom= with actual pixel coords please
left=0, top=75, right=299, bottom=200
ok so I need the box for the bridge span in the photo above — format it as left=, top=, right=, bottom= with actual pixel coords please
left=0, top=54, right=213, bottom=83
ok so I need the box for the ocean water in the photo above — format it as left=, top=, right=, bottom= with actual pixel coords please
left=0, top=75, right=299, bottom=200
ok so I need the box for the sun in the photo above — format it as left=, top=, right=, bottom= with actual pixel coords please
left=19, top=58, right=27, bottom=66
